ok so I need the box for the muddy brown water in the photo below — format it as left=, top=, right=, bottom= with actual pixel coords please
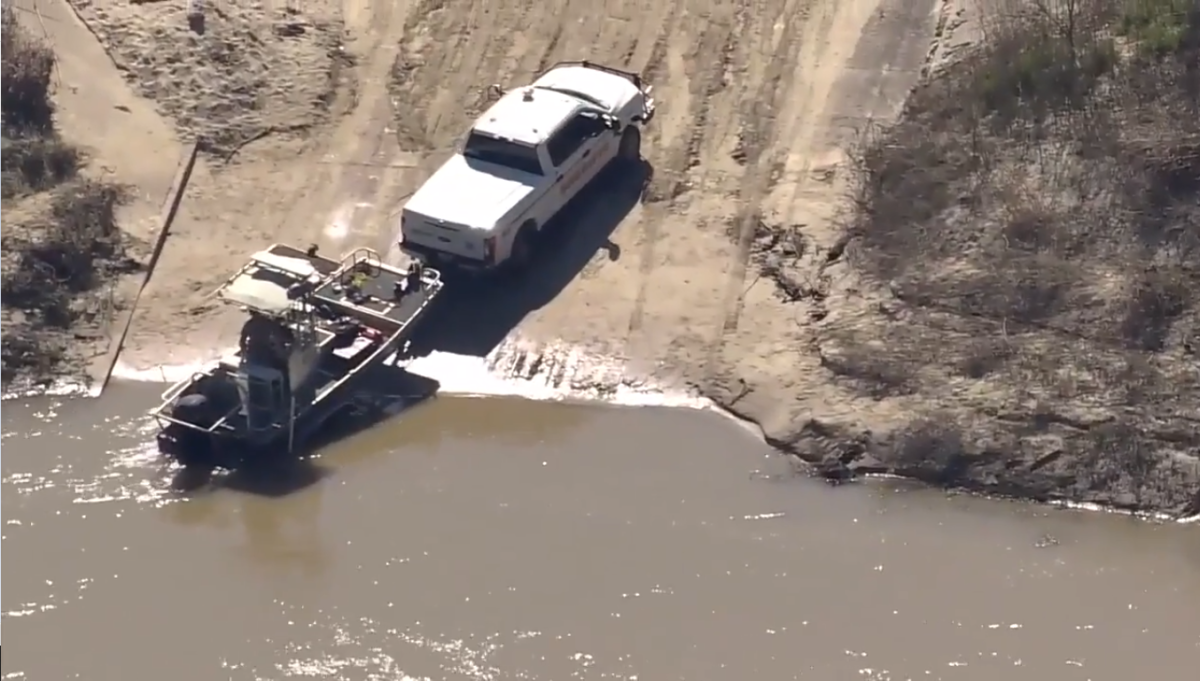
left=3, top=382, right=1198, bottom=681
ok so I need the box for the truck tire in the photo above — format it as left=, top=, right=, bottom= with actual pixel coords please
left=508, top=221, right=537, bottom=272
left=618, top=126, right=641, bottom=163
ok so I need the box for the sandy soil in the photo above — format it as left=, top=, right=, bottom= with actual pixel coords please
left=88, top=0, right=947, bottom=374
left=31, top=0, right=1197, bottom=514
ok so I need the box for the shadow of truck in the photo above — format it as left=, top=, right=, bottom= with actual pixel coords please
left=408, top=159, right=652, bottom=358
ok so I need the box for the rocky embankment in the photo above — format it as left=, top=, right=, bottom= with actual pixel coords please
left=697, top=1, right=1200, bottom=517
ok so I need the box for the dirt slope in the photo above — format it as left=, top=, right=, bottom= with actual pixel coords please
left=369, top=0, right=939, bottom=385
left=111, top=0, right=924, bottom=371
left=46, top=0, right=1196, bottom=514
left=504, top=0, right=941, bottom=403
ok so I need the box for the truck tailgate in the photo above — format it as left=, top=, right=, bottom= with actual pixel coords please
left=401, top=214, right=487, bottom=261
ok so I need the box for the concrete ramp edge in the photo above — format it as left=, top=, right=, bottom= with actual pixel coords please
left=93, top=140, right=201, bottom=397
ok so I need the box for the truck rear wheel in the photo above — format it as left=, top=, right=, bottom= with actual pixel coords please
left=618, top=126, right=641, bottom=163
left=508, top=222, right=537, bottom=272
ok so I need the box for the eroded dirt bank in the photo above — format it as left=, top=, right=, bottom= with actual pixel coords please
left=689, top=0, right=1200, bottom=516
left=12, top=0, right=1198, bottom=516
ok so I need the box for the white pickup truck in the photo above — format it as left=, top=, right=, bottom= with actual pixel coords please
left=399, top=61, right=656, bottom=273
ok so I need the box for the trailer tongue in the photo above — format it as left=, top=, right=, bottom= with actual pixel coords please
left=150, top=244, right=443, bottom=468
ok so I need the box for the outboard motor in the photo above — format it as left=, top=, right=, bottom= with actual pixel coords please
left=161, top=394, right=216, bottom=467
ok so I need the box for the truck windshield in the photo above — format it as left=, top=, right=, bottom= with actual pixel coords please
left=537, top=86, right=607, bottom=110
left=462, top=132, right=544, bottom=176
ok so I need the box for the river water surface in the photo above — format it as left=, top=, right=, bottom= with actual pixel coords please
left=3, top=373, right=1198, bottom=681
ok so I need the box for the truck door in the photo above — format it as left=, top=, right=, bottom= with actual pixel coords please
left=545, top=113, right=613, bottom=213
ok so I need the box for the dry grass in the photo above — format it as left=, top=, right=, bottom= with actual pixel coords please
left=1, top=7, right=135, bottom=386
left=68, top=1, right=351, bottom=157
left=1, top=134, right=82, bottom=199
left=817, top=0, right=1200, bottom=512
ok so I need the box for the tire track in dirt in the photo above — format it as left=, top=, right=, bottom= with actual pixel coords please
left=505, top=0, right=590, bottom=81
left=418, top=4, right=484, bottom=142
left=390, top=0, right=545, bottom=218
left=594, top=9, right=640, bottom=68
left=391, top=0, right=484, bottom=151
left=196, top=0, right=413, bottom=347
left=319, top=2, right=414, bottom=253
left=766, top=0, right=934, bottom=215
left=692, top=0, right=780, bottom=198
left=551, top=0, right=687, bottom=296
left=637, top=3, right=675, bottom=86
left=427, top=1, right=529, bottom=144
left=756, top=0, right=886, bottom=270
left=534, top=4, right=603, bottom=78
left=388, top=0, right=444, bottom=151
left=619, top=0, right=688, bottom=176
left=627, top=0, right=748, bottom=334
left=715, top=0, right=839, bottom=337
left=267, top=1, right=402, bottom=244
left=662, top=3, right=749, bottom=204
left=530, top=20, right=565, bottom=77
left=262, top=0, right=418, bottom=256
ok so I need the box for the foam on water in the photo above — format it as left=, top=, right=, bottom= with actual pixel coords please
left=411, top=340, right=714, bottom=410
left=111, top=353, right=228, bottom=385
left=2, top=377, right=97, bottom=401
left=109, top=339, right=716, bottom=412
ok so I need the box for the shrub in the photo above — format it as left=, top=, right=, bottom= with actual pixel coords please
left=1, top=5, right=56, bottom=135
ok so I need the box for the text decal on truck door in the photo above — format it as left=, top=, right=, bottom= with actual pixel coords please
left=559, top=148, right=603, bottom=195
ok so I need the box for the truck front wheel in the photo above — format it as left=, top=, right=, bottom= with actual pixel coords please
left=618, top=126, right=641, bottom=163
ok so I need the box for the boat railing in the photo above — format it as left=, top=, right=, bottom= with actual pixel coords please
left=326, top=247, right=383, bottom=285
left=157, top=371, right=210, bottom=405
left=321, top=247, right=442, bottom=289
left=420, top=267, right=443, bottom=288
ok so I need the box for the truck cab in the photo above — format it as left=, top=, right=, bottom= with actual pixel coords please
left=400, top=61, right=656, bottom=273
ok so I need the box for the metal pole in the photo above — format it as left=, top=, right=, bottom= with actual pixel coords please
left=288, top=394, right=296, bottom=455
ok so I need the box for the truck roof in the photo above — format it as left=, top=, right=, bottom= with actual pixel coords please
left=471, top=86, right=588, bottom=146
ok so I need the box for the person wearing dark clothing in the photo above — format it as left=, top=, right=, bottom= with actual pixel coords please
left=395, top=261, right=423, bottom=300
left=405, top=260, right=423, bottom=294
left=239, top=313, right=292, bottom=371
